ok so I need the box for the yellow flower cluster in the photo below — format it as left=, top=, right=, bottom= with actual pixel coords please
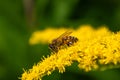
left=21, top=25, right=120, bottom=80
left=29, top=27, right=70, bottom=44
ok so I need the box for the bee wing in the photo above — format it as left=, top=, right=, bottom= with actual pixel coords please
left=56, top=31, right=72, bottom=41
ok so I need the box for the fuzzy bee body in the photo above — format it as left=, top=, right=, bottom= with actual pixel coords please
left=49, top=31, right=78, bottom=53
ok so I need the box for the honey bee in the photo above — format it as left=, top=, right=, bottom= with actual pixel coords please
left=49, top=31, right=78, bottom=53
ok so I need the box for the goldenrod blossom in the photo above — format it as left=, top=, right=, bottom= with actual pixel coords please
left=29, top=28, right=72, bottom=44
left=21, top=25, right=120, bottom=80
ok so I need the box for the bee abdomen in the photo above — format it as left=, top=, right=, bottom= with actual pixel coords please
left=66, top=36, right=78, bottom=46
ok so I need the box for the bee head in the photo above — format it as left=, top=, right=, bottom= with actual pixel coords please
left=49, top=44, right=54, bottom=49
left=49, top=44, right=58, bottom=53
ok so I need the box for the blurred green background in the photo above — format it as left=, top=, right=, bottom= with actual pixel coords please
left=0, top=0, right=120, bottom=80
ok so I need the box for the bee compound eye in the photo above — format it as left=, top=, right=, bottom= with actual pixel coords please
left=49, top=44, right=53, bottom=48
